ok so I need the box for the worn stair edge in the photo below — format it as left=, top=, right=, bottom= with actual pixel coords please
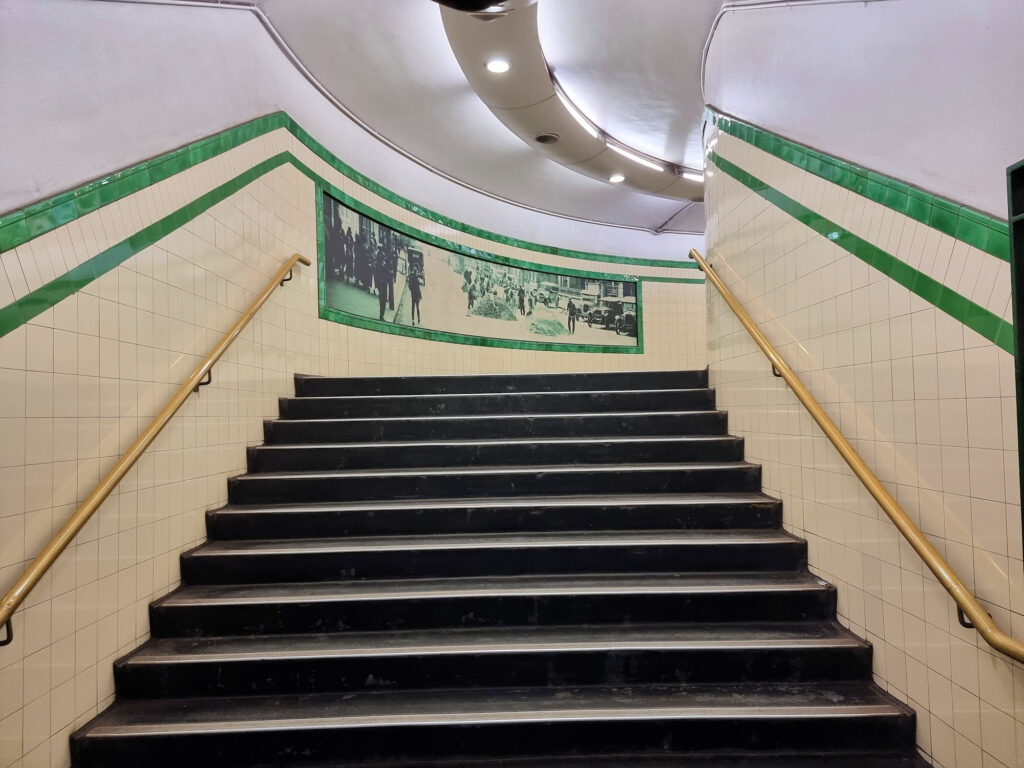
left=293, top=369, right=709, bottom=396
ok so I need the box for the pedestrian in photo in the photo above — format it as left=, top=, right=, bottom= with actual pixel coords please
left=375, top=243, right=393, bottom=320
left=409, top=271, right=423, bottom=325
left=567, top=299, right=577, bottom=333
left=518, top=286, right=526, bottom=316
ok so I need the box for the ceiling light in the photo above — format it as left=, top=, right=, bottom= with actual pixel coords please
left=482, top=4, right=505, bottom=10
left=556, top=90, right=600, bottom=139
left=607, top=143, right=664, bottom=172
left=486, top=58, right=510, bottom=74
left=682, top=171, right=704, bottom=182
left=609, top=173, right=625, bottom=183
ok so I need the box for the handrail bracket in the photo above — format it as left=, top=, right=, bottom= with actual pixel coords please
left=0, top=619, right=12, bottom=647
left=193, top=370, right=212, bottom=392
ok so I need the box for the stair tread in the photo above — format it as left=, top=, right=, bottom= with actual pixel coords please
left=235, top=462, right=759, bottom=480
left=124, top=621, right=868, bottom=664
left=188, top=529, right=802, bottom=556
left=159, top=571, right=831, bottom=606
left=254, top=435, right=742, bottom=450
left=76, top=681, right=908, bottom=736
left=273, top=409, right=725, bottom=424
left=213, top=492, right=780, bottom=514
left=288, top=388, right=707, bottom=401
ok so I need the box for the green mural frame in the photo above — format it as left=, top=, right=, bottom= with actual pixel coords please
left=314, top=183, right=648, bottom=354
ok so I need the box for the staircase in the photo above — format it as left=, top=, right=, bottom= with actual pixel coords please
left=71, top=369, right=927, bottom=767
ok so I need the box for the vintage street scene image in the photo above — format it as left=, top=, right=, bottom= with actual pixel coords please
left=321, top=192, right=639, bottom=347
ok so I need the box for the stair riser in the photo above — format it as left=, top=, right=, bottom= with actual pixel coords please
left=227, top=466, right=763, bottom=505
left=70, top=714, right=914, bottom=768
left=205, top=501, right=783, bottom=540
left=180, top=541, right=808, bottom=584
left=149, top=588, right=837, bottom=637
left=278, top=390, right=715, bottom=419
left=247, top=438, right=745, bottom=472
left=114, top=645, right=872, bottom=699
left=294, top=370, right=708, bottom=397
left=264, top=411, right=728, bottom=444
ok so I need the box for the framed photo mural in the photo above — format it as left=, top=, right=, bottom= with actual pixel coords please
left=317, top=189, right=642, bottom=352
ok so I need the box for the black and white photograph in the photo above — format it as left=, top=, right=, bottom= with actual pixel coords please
left=321, top=191, right=639, bottom=347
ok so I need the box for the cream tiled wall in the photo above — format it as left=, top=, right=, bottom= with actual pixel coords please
left=705, top=126, right=1020, bottom=767
left=0, top=131, right=706, bottom=768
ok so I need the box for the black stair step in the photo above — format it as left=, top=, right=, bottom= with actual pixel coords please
left=278, top=389, right=715, bottom=419
left=180, top=530, right=807, bottom=584
left=227, top=462, right=763, bottom=504
left=238, top=756, right=930, bottom=768
left=70, top=682, right=915, bottom=767
left=247, top=435, right=745, bottom=471
left=149, top=572, right=837, bottom=637
left=264, top=410, right=729, bottom=444
left=114, top=621, right=871, bottom=698
left=206, top=492, right=783, bottom=540
left=294, top=369, right=708, bottom=396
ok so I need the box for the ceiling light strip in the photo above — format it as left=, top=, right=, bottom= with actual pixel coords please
left=552, top=76, right=704, bottom=183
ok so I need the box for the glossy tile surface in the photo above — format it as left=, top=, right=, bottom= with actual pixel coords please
left=705, top=122, right=1020, bottom=768
left=0, top=125, right=706, bottom=768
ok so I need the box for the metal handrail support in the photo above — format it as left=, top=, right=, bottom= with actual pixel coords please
left=0, top=252, right=312, bottom=643
left=691, top=247, right=1024, bottom=663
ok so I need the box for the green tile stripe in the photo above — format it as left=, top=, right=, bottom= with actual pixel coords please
left=710, top=111, right=1011, bottom=263
left=0, top=153, right=292, bottom=338
left=0, top=111, right=700, bottom=272
left=709, top=150, right=1013, bottom=354
left=0, top=150, right=684, bottom=349
left=313, top=183, right=644, bottom=354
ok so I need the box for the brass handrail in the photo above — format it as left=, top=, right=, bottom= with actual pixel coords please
left=0, top=252, right=312, bottom=646
left=691, top=247, right=1024, bottom=663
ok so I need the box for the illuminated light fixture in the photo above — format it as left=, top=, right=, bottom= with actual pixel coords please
left=486, top=58, right=511, bottom=74
left=607, top=142, right=664, bottom=172
left=609, top=173, right=625, bottom=183
left=482, top=4, right=505, bottom=10
left=556, top=89, right=600, bottom=139
left=682, top=171, right=704, bottom=182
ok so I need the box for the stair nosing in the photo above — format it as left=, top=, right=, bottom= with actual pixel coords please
left=285, top=388, right=710, bottom=402
left=187, top=529, right=802, bottom=556
left=233, top=462, right=759, bottom=481
left=211, top=492, right=781, bottom=515
left=124, top=622, right=869, bottom=664
left=78, top=682, right=910, bottom=737
left=158, top=572, right=833, bottom=607
left=252, top=435, right=742, bottom=451
left=269, top=409, right=726, bottom=424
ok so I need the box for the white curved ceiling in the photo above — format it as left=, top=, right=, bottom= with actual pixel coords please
left=538, top=0, right=719, bottom=174
left=255, top=0, right=715, bottom=233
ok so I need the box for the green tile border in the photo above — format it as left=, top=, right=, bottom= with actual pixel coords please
left=709, top=110, right=1011, bottom=263
left=313, top=183, right=645, bottom=354
left=0, top=153, right=293, bottom=338
left=709, top=150, right=1013, bottom=355
left=0, top=148, right=690, bottom=352
left=0, top=111, right=701, bottom=272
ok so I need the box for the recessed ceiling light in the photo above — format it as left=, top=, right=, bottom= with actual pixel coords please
left=556, top=89, right=600, bottom=139
left=683, top=171, right=704, bottom=182
left=482, top=4, right=505, bottom=11
left=609, top=173, right=625, bottom=183
left=607, top=143, right=664, bottom=172
left=486, top=59, right=510, bottom=74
